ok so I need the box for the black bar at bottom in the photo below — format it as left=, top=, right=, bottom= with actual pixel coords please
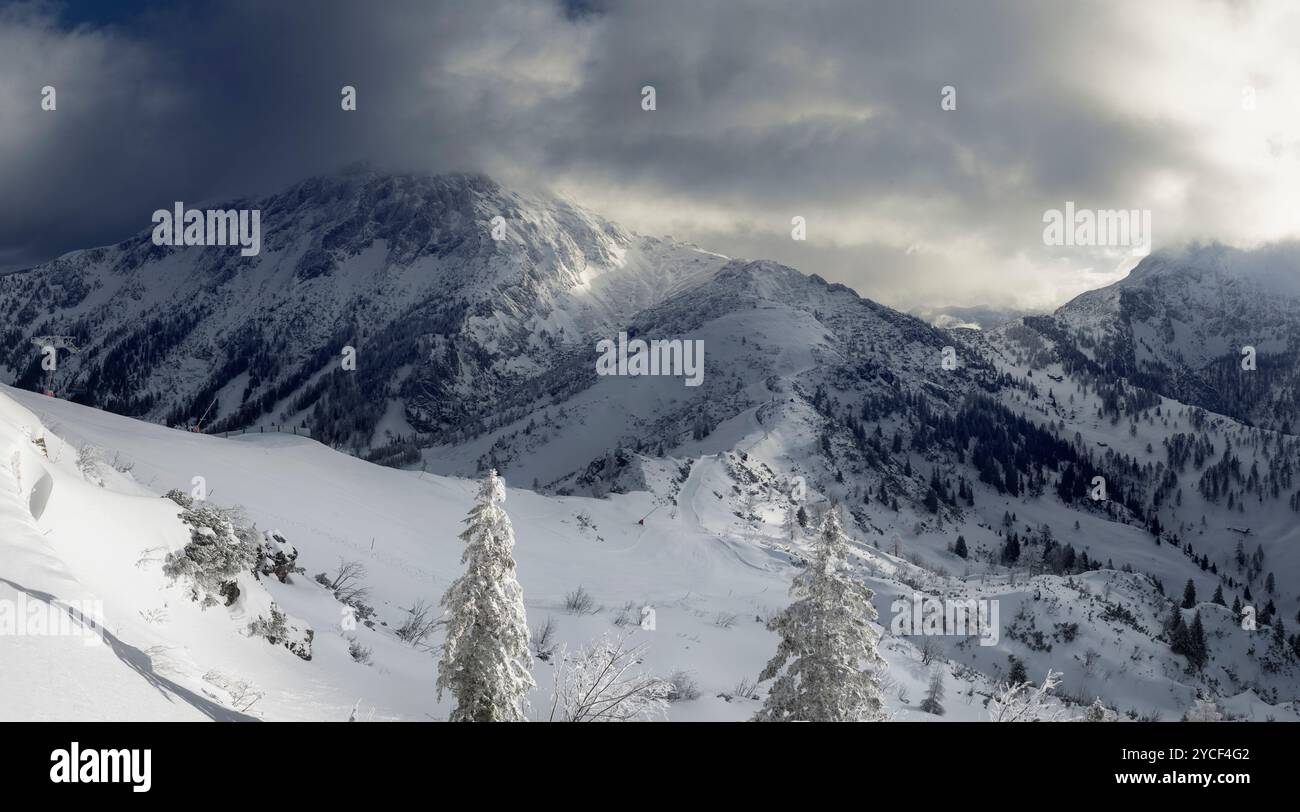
left=0, top=721, right=1284, bottom=799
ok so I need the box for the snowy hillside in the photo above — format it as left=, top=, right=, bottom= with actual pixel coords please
left=1, top=384, right=1014, bottom=721
left=6, top=360, right=1297, bottom=720
left=4, top=174, right=1300, bottom=723
left=422, top=259, right=973, bottom=488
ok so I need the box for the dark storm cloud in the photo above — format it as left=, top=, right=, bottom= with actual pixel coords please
left=2, top=0, right=1296, bottom=309
left=0, top=0, right=521, bottom=269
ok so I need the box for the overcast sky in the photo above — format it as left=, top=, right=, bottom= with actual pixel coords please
left=3, top=0, right=1300, bottom=312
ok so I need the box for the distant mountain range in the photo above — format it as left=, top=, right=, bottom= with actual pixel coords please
left=5, top=171, right=1300, bottom=718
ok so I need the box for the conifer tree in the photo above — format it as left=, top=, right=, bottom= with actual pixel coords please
left=1167, top=607, right=1191, bottom=658
left=1181, top=579, right=1197, bottom=609
left=1001, top=533, right=1020, bottom=565
left=436, top=470, right=535, bottom=722
left=919, top=668, right=945, bottom=716
left=1007, top=655, right=1028, bottom=686
left=1084, top=697, right=1116, bottom=722
left=1184, top=695, right=1222, bottom=722
left=785, top=502, right=801, bottom=541
left=1189, top=611, right=1208, bottom=669
left=755, top=509, right=887, bottom=722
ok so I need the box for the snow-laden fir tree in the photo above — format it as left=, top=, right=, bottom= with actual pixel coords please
left=1084, top=697, right=1116, bottom=722
left=785, top=502, right=801, bottom=543
left=1183, top=695, right=1223, bottom=722
left=755, top=508, right=887, bottom=722
left=436, top=470, right=535, bottom=721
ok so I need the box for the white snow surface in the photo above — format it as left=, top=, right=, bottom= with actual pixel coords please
left=6, top=375, right=1296, bottom=721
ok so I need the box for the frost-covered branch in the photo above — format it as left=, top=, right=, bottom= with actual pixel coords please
left=547, top=633, right=670, bottom=722
left=988, top=669, right=1076, bottom=722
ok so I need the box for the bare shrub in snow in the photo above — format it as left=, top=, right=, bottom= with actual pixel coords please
left=138, top=607, right=169, bottom=625
left=547, top=633, right=671, bottom=722
left=612, top=601, right=639, bottom=627
left=322, top=559, right=371, bottom=605
left=564, top=585, right=599, bottom=615
left=109, top=451, right=134, bottom=475
left=348, top=638, right=372, bottom=665
left=76, top=444, right=105, bottom=486
left=713, top=611, right=738, bottom=629
left=395, top=599, right=439, bottom=647
left=315, top=559, right=377, bottom=626
left=531, top=616, right=558, bottom=662
left=135, top=546, right=168, bottom=569
left=729, top=676, right=760, bottom=701
left=202, top=670, right=264, bottom=713
left=665, top=670, right=700, bottom=702
left=918, top=635, right=942, bottom=665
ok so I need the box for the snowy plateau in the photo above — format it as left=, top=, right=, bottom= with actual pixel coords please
left=2, top=170, right=1299, bottom=722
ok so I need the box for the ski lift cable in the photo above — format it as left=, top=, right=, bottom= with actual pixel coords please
left=193, top=397, right=219, bottom=432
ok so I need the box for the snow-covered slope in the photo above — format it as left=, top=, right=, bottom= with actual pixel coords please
left=423, top=259, right=976, bottom=489
left=7, top=363, right=1297, bottom=721
left=0, top=386, right=803, bottom=721
left=0, top=392, right=258, bottom=720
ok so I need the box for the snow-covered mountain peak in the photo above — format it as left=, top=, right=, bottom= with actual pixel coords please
left=1035, top=240, right=1300, bottom=431
left=0, top=171, right=729, bottom=448
left=1121, top=241, right=1300, bottom=293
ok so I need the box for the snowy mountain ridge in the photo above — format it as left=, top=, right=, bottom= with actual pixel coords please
left=0, top=170, right=730, bottom=457
left=1050, top=241, right=1300, bottom=432
left=5, top=173, right=1300, bottom=721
